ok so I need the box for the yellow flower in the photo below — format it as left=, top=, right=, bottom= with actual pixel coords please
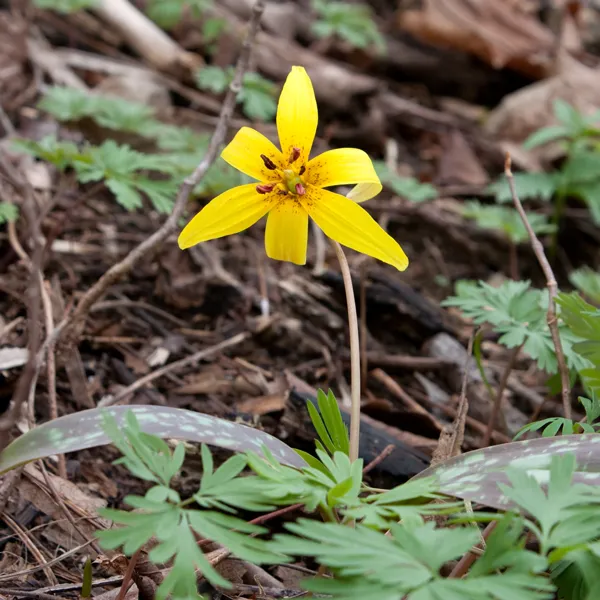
left=178, top=66, right=409, bottom=271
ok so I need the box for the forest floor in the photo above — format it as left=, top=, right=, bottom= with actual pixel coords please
left=1, top=0, right=600, bottom=597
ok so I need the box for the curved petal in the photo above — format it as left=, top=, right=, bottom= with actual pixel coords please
left=221, top=127, right=284, bottom=181
left=276, top=66, right=318, bottom=166
left=178, top=184, right=276, bottom=249
left=301, top=187, right=408, bottom=271
left=306, top=148, right=382, bottom=203
left=265, top=200, right=309, bottom=265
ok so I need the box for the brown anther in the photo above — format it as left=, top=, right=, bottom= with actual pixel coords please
left=289, top=147, right=301, bottom=163
left=256, top=183, right=275, bottom=194
left=299, top=165, right=306, bottom=176
left=295, top=182, right=306, bottom=196
left=260, top=154, right=277, bottom=170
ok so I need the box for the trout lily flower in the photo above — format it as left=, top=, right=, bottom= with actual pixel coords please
left=178, top=66, right=408, bottom=270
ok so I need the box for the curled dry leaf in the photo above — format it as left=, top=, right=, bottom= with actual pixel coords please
left=398, top=0, right=555, bottom=78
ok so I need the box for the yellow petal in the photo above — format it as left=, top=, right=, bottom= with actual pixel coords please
left=221, top=127, right=284, bottom=181
left=301, top=187, right=408, bottom=271
left=306, top=148, right=382, bottom=203
left=277, top=66, right=318, bottom=166
left=265, top=199, right=309, bottom=265
left=178, top=184, right=275, bottom=249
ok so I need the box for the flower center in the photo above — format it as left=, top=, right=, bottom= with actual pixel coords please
left=258, top=150, right=307, bottom=197
left=282, top=169, right=305, bottom=195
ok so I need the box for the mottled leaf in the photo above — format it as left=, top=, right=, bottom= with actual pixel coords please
left=417, top=435, right=600, bottom=511
left=0, top=405, right=307, bottom=475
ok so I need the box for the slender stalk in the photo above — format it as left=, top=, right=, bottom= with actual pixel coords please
left=333, top=242, right=361, bottom=462
left=505, top=154, right=571, bottom=419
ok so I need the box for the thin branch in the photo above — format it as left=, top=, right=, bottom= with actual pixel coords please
left=99, top=331, right=250, bottom=407
left=504, top=153, right=571, bottom=419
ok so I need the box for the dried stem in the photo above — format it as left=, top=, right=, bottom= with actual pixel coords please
left=333, top=242, right=361, bottom=462
left=504, top=154, right=571, bottom=419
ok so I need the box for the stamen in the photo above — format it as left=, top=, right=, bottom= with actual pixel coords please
left=256, top=183, right=275, bottom=194
left=289, top=147, right=301, bottom=163
left=295, top=183, right=306, bottom=196
left=260, top=155, right=277, bottom=170
left=299, top=165, right=306, bottom=176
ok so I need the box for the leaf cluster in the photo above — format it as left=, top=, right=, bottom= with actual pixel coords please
left=523, top=100, right=600, bottom=150
left=442, top=279, right=588, bottom=374
left=195, top=67, right=277, bottom=121
left=14, top=87, right=253, bottom=213
left=311, top=0, right=386, bottom=54
left=14, top=137, right=178, bottom=213
left=39, top=86, right=158, bottom=136
left=145, top=0, right=212, bottom=29
left=488, top=101, right=600, bottom=224
left=102, top=407, right=600, bottom=600
left=558, top=292, right=600, bottom=394
left=462, top=200, right=555, bottom=244
left=373, top=161, right=438, bottom=203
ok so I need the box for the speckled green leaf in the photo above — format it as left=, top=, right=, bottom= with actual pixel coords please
left=0, top=405, right=307, bottom=475
left=416, top=435, right=600, bottom=511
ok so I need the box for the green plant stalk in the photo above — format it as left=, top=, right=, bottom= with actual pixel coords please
left=333, top=241, right=361, bottom=462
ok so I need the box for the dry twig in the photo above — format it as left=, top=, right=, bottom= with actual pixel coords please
left=504, top=153, right=571, bottom=419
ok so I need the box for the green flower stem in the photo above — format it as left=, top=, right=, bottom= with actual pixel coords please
left=333, top=242, right=361, bottom=462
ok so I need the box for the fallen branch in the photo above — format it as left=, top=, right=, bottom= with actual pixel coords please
left=504, top=153, right=571, bottom=419
left=92, top=0, right=201, bottom=74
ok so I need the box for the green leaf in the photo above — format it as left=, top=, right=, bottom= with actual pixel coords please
left=195, top=65, right=231, bottom=94
left=39, top=87, right=158, bottom=136
left=443, top=280, right=586, bottom=374
left=0, top=406, right=307, bottom=476
left=557, top=292, right=600, bottom=393
left=12, top=136, right=81, bottom=170
left=105, top=179, right=143, bottom=211
left=554, top=99, right=586, bottom=133
left=0, top=203, right=18, bottom=225
left=373, top=161, right=437, bottom=203
left=523, top=125, right=569, bottom=150
left=462, top=201, right=555, bottom=244
left=311, top=0, right=385, bottom=53
left=570, top=267, right=600, bottom=304
left=33, top=0, right=97, bottom=12
left=487, top=172, right=558, bottom=204
left=306, top=389, right=350, bottom=457
left=416, top=434, right=600, bottom=512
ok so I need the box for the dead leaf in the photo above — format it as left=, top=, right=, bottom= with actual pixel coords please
left=236, top=394, right=287, bottom=415
left=21, top=464, right=108, bottom=553
left=486, top=56, right=600, bottom=158
left=437, top=129, right=489, bottom=186
left=399, top=0, right=555, bottom=77
left=0, top=347, right=29, bottom=370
